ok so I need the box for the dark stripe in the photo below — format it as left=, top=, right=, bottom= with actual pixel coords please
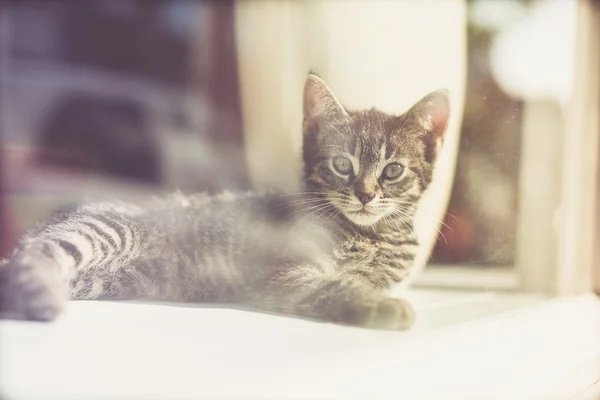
left=396, top=252, right=415, bottom=261
left=376, top=277, right=389, bottom=287
left=382, top=268, right=399, bottom=279
left=58, top=240, right=83, bottom=266
left=305, top=177, right=325, bottom=189
left=76, top=277, right=94, bottom=298
left=408, top=166, right=427, bottom=190
left=350, top=269, right=373, bottom=281
left=93, top=214, right=127, bottom=249
left=379, top=252, right=414, bottom=262
left=102, top=280, right=113, bottom=294
left=98, top=240, right=110, bottom=260
left=349, top=137, right=358, bottom=155
left=40, top=241, right=55, bottom=260
left=386, top=238, right=418, bottom=246
left=409, top=166, right=422, bottom=176
left=82, top=221, right=117, bottom=249
left=391, top=175, right=413, bottom=191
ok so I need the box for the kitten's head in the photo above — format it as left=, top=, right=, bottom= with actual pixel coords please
left=302, top=73, right=450, bottom=227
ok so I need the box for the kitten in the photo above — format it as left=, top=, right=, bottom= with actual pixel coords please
left=0, top=74, right=449, bottom=330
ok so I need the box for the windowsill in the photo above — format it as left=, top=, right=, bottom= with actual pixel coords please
left=1, top=289, right=598, bottom=399
left=414, top=264, right=519, bottom=291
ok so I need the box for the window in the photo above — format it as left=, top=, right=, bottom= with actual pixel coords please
left=420, top=0, right=597, bottom=295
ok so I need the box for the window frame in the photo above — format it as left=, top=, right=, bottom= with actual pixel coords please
left=419, top=0, right=600, bottom=297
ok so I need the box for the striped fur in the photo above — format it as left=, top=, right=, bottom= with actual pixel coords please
left=1, top=74, right=449, bottom=329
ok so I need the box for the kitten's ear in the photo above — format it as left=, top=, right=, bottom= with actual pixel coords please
left=406, top=89, right=451, bottom=145
left=303, top=73, right=348, bottom=123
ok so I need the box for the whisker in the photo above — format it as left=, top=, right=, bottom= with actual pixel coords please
left=397, top=115, right=410, bottom=137
left=288, top=202, right=331, bottom=219
left=324, top=120, right=347, bottom=141
left=325, top=208, right=343, bottom=224
left=387, top=209, right=416, bottom=231
left=275, top=198, right=335, bottom=210
left=445, top=212, right=460, bottom=222
left=436, top=228, right=449, bottom=245
left=293, top=203, right=338, bottom=227
left=273, top=192, right=326, bottom=198
left=390, top=201, right=456, bottom=235
left=382, top=214, right=401, bottom=233
left=314, top=204, right=340, bottom=222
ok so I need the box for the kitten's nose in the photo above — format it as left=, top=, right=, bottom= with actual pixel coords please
left=356, top=191, right=376, bottom=205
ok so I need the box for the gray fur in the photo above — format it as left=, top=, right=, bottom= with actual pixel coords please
left=0, top=74, right=450, bottom=329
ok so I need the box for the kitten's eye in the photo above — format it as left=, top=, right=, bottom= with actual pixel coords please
left=332, top=156, right=353, bottom=175
left=382, top=163, right=404, bottom=180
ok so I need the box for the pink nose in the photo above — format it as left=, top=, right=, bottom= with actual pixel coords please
left=356, top=191, right=375, bottom=205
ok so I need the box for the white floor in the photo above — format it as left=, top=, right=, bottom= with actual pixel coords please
left=1, top=289, right=599, bottom=400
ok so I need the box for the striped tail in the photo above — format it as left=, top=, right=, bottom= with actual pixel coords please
left=0, top=205, right=144, bottom=321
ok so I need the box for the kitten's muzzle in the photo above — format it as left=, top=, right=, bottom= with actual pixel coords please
left=355, top=191, right=376, bottom=205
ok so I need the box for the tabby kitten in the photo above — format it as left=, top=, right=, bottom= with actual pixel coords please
left=0, top=74, right=449, bottom=330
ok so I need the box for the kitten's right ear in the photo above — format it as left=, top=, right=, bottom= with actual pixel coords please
left=303, top=73, right=347, bottom=123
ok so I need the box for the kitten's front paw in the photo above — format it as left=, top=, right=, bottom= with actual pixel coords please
left=0, top=261, right=66, bottom=322
left=366, top=298, right=416, bottom=330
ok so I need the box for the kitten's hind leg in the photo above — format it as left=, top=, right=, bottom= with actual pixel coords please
left=0, top=205, right=145, bottom=321
left=249, top=269, right=416, bottom=330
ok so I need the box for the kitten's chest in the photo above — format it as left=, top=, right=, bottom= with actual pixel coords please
left=334, top=235, right=385, bottom=264
left=332, top=231, right=418, bottom=266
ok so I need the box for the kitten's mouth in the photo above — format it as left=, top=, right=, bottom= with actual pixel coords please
left=343, top=207, right=384, bottom=226
left=350, top=209, right=375, bottom=216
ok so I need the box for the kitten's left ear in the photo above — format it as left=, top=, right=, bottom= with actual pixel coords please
left=406, top=89, right=451, bottom=146
left=303, top=73, right=348, bottom=123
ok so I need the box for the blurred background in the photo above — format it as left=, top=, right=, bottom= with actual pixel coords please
left=0, top=0, right=590, bottom=289
left=1, top=0, right=247, bottom=255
